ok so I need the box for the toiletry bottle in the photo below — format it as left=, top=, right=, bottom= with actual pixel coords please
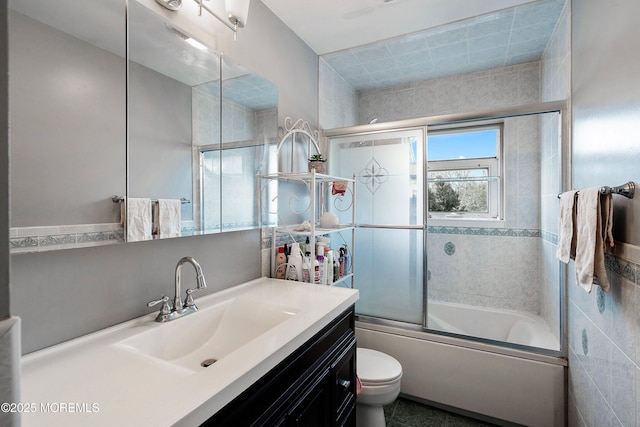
left=342, top=244, right=350, bottom=275
left=275, top=246, right=287, bottom=279
left=314, top=256, right=322, bottom=284
left=333, top=251, right=340, bottom=282
left=302, top=252, right=311, bottom=283
left=338, top=247, right=345, bottom=277
left=324, top=247, right=333, bottom=285
left=286, top=243, right=303, bottom=281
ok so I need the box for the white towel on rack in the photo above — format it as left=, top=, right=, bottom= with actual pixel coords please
left=126, top=198, right=152, bottom=241
left=574, top=187, right=614, bottom=293
left=157, top=199, right=181, bottom=238
left=556, top=190, right=578, bottom=263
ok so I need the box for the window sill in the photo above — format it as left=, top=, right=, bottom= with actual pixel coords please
left=427, top=217, right=505, bottom=228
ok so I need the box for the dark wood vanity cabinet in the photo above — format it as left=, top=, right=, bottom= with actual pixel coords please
left=202, top=306, right=356, bottom=427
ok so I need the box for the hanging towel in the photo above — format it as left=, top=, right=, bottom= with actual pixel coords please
left=574, top=187, right=614, bottom=293
left=157, top=199, right=182, bottom=238
left=126, top=198, right=152, bottom=241
left=556, top=190, right=578, bottom=263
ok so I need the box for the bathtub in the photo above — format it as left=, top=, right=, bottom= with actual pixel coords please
left=427, top=300, right=560, bottom=350
left=355, top=304, right=566, bottom=426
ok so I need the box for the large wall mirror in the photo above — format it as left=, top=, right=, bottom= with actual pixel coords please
left=8, top=0, right=278, bottom=251
left=8, top=0, right=127, bottom=253
left=128, top=1, right=278, bottom=241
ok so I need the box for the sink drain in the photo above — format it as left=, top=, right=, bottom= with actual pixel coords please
left=201, top=358, right=217, bottom=368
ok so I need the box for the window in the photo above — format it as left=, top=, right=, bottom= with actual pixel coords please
left=427, top=124, right=502, bottom=219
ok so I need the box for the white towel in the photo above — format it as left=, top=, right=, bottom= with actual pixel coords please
left=126, top=198, right=152, bottom=241
left=556, top=190, right=578, bottom=263
left=157, top=199, right=182, bottom=238
left=574, top=187, right=614, bottom=293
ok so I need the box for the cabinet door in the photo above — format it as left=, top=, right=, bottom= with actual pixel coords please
left=285, top=371, right=331, bottom=427
left=332, top=339, right=357, bottom=426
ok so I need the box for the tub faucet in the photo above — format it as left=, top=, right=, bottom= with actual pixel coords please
left=148, top=256, right=207, bottom=322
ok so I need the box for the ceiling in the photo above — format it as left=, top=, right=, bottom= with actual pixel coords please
left=260, top=0, right=539, bottom=55
left=262, top=0, right=567, bottom=91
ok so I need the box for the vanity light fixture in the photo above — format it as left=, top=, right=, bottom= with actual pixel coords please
left=156, top=0, right=183, bottom=11
left=196, top=0, right=250, bottom=39
left=224, top=0, right=250, bottom=29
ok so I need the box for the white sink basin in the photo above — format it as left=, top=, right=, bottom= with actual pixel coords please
left=115, top=295, right=299, bottom=373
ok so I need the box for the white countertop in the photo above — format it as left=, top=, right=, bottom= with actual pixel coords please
left=20, top=278, right=358, bottom=426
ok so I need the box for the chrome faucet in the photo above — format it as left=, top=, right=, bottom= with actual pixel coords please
left=148, top=256, right=207, bottom=322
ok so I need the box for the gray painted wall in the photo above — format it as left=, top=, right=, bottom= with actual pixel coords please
left=216, top=0, right=319, bottom=127
left=9, top=10, right=126, bottom=227
left=9, top=0, right=319, bottom=356
left=1, top=4, right=20, bottom=426
left=129, top=62, right=193, bottom=220
left=569, top=0, right=640, bottom=425
left=12, top=230, right=260, bottom=353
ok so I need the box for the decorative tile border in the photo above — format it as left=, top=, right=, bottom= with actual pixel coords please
left=541, top=230, right=558, bottom=245
left=11, top=223, right=124, bottom=254
left=604, top=253, right=637, bottom=284
left=427, top=226, right=541, bottom=238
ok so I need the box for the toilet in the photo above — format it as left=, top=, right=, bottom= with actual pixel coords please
left=356, top=348, right=403, bottom=427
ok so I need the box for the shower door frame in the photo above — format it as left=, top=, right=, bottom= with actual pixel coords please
left=324, top=100, right=569, bottom=359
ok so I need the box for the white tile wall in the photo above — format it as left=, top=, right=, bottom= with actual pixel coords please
left=318, top=58, right=358, bottom=131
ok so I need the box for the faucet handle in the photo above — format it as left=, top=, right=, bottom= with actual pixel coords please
left=184, top=287, right=202, bottom=308
left=147, top=295, right=171, bottom=315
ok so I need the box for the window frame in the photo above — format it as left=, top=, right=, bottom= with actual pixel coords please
left=427, top=123, right=503, bottom=220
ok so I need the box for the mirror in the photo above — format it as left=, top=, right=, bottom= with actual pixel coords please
left=128, top=1, right=278, bottom=240
left=198, top=57, right=279, bottom=233
left=8, top=0, right=127, bottom=253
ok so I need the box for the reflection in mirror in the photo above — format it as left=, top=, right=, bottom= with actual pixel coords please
left=127, top=0, right=220, bottom=241
left=8, top=0, right=127, bottom=253
left=196, top=57, right=278, bottom=233
left=128, top=1, right=278, bottom=239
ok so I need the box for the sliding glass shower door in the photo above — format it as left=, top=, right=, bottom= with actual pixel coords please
left=329, top=129, right=424, bottom=324
left=328, top=109, right=563, bottom=353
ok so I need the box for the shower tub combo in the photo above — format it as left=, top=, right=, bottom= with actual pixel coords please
left=356, top=301, right=565, bottom=427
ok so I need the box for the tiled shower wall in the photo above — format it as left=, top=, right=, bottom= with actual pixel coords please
left=357, top=61, right=540, bottom=125
left=318, top=58, right=358, bottom=131
left=569, top=0, right=640, bottom=425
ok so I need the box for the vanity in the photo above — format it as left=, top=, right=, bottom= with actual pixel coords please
left=20, top=279, right=358, bottom=426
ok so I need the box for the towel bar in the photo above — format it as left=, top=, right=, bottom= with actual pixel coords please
left=111, top=196, right=191, bottom=204
left=557, top=181, right=635, bottom=199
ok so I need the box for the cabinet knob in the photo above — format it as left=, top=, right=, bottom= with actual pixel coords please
left=338, top=379, right=351, bottom=390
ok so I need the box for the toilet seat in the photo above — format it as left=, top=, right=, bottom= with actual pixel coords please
left=357, top=348, right=402, bottom=386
